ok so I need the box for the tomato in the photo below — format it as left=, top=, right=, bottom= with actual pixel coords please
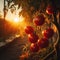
left=37, top=38, right=49, bottom=48
left=33, top=14, right=45, bottom=26
left=28, top=33, right=39, bottom=43
left=43, top=28, right=54, bottom=38
left=46, top=5, right=54, bottom=15
left=24, top=26, right=34, bottom=34
left=30, top=43, right=39, bottom=52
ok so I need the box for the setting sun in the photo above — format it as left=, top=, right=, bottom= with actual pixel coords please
left=4, top=5, right=28, bottom=36
left=5, top=6, right=24, bottom=23
left=14, top=17, right=19, bottom=23
left=13, top=15, right=24, bottom=23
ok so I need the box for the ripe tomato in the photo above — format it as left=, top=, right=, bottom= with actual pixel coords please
left=30, top=43, right=39, bottom=52
left=46, top=5, right=54, bottom=15
left=24, top=26, right=34, bottom=34
left=33, top=14, right=45, bottom=26
left=28, top=33, right=39, bottom=43
left=37, top=38, right=49, bottom=48
left=43, top=28, right=54, bottom=38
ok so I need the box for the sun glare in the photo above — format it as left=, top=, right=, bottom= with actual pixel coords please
left=5, top=5, right=28, bottom=36
left=5, top=6, right=24, bottom=23
left=14, top=16, right=19, bottom=23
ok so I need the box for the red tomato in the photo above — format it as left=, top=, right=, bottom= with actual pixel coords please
left=28, top=33, right=39, bottom=43
left=30, top=43, right=39, bottom=52
left=33, top=14, right=45, bottom=26
left=42, top=28, right=54, bottom=38
left=24, top=26, right=34, bottom=34
left=46, top=5, right=54, bottom=15
left=37, top=38, right=49, bottom=48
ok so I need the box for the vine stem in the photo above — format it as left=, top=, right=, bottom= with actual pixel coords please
left=53, top=12, right=60, bottom=60
left=42, top=49, right=56, bottom=60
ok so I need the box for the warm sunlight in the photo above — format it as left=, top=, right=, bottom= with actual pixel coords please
left=13, top=15, right=24, bottom=23
left=14, top=16, right=19, bottom=23
left=5, top=6, right=24, bottom=23
left=5, top=5, right=27, bottom=36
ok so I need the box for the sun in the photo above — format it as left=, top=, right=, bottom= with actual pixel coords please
left=14, top=17, right=19, bottom=23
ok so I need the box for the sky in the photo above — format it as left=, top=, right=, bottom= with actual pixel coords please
left=0, top=0, right=4, bottom=16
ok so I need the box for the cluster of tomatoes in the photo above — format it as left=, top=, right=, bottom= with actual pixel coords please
left=24, top=5, right=54, bottom=52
